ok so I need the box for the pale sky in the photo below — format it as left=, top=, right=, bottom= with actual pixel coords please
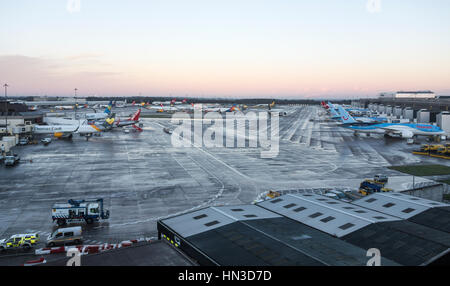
left=1, top=0, right=450, bottom=98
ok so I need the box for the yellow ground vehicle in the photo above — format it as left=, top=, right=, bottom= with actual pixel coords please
left=266, top=190, right=281, bottom=199
left=432, top=145, right=450, bottom=159
left=413, top=144, right=450, bottom=159
left=429, top=145, right=444, bottom=153
left=358, top=180, right=393, bottom=196
left=0, top=233, right=40, bottom=252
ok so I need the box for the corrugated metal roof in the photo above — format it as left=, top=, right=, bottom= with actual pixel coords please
left=185, top=219, right=326, bottom=266
left=212, top=205, right=282, bottom=221
left=161, top=208, right=235, bottom=238
left=352, top=193, right=449, bottom=219
left=408, top=206, right=450, bottom=234
left=160, top=205, right=282, bottom=238
left=257, top=194, right=400, bottom=238
left=342, top=221, right=450, bottom=266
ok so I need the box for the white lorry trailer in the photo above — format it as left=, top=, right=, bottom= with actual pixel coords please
left=52, top=199, right=110, bottom=226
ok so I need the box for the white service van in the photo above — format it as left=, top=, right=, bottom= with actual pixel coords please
left=47, top=226, right=83, bottom=247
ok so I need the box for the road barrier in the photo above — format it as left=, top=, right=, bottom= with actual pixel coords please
left=34, top=237, right=155, bottom=256
left=23, top=257, right=46, bottom=266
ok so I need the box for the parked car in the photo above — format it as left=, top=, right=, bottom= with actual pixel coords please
left=0, top=233, right=40, bottom=252
left=41, top=138, right=52, bottom=145
left=4, top=154, right=20, bottom=166
left=328, top=190, right=352, bottom=202
left=18, top=138, right=29, bottom=145
left=46, top=226, right=83, bottom=247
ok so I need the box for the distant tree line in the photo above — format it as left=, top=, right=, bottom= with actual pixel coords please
left=10, top=95, right=352, bottom=106
left=85, top=96, right=352, bottom=105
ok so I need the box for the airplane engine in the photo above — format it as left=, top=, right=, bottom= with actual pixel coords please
left=401, top=130, right=414, bottom=139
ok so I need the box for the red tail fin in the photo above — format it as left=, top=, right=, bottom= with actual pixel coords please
left=129, top=109, right=141, bottom=121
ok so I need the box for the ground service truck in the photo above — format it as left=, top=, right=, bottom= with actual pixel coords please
left=52, top=199, right=110, bottom=226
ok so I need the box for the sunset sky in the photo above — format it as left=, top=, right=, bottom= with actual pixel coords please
left=1, top=0, right=449, bottom=98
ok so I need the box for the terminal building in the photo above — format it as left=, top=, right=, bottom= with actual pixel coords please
left=394, top=91, right=436, bottom=99
left=1, top=100, right=43, bottom=153
left=157, top=193, right=450, bottom=266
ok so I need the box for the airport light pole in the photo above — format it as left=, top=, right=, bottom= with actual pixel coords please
left=4, top=83, right=8, bottom=135
left=74, top=88, right=78, bottom=118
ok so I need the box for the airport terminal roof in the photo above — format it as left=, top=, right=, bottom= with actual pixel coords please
left=342, top=220, right=450, bottom=266
left=158, top=193, right=450, bottom=266
left=158, top=204, right=399, bottom=266
left=352, top=192, right=449, bottom=219
left=408, top=206, right=450, bottom=234
left=256, top=193, right=400, bottom=237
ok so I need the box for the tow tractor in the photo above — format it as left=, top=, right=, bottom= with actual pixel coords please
left=359, top=179, right=393, bottom=196
left=0, top=233, right=40, bottom=252
left=52, top=198, right=110, bottom=226
left=359, top=175, right=392, bottom=196
left=413, top=144, right=450, bottom=159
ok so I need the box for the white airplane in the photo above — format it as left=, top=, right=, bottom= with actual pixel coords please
left=84, top=101, right=113, bottom=120
left=148, top=104, right=179, bottom=112
left=55, top=105, right=74, bottom=110
left=28, top=105, right=39, bottom=111
left=207, top=105, right=240, bottom=113
left=337, top=105, right=445, bottom=140
left=34, top=120, right=104, bottom=140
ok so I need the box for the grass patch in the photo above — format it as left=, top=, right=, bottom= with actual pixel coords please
left=439, top=179, right=450, bottom=185
left=388, top=164, right=450, bottom=176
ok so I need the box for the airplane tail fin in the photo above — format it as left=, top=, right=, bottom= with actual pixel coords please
left=329, top=107, right=339, bottom=118
left=337, top=105, right=357, bottom=124
left=129, top=109, right=141, bottom=121
left=104, top=101, right=113, bottom=114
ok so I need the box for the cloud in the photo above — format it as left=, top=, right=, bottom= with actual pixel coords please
left=0, top=54, right=121, bottom=95
left=65, top=53, right=103, bottom=61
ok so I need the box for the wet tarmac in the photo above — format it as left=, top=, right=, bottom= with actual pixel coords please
left=1, top=105, right=449, bottom=250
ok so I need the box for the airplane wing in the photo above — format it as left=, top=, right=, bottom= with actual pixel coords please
left=379, top=125, right=415, bottom=138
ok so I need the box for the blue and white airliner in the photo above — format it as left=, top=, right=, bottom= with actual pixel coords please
left=336, top=105, right=445, bottom=139
left=327, top=102, right=387, bottom=124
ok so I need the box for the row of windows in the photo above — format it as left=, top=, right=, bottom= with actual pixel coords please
left=364, top=199, right=418, bottom=214
left=276, top=201, right=358, bottom=230
left=193, top=211, right=258, bottom=228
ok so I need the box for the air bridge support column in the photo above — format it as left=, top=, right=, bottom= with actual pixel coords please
left=394, top=106, right=402, bottom=118
left=386, top=105, right=393, bottom=116
left=403, top=108, right=414, bottom=121
left=417, top=109, right=430, bottom=123
left=437, top=112, right=450, bottom=135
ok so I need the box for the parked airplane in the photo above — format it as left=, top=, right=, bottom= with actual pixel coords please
left=148, top=104, right=178, bottom=112
left=328, top=102, right=386, bottom=123
left=113, top=109, right=141, bottom=128
left=337, top=105, right=445, bottom=141
left=55, top=105, right=74, bottom=110
left=84, top=101, right=113, bottom=120
left=33, top=120, right=104, bottom=140
left=28, top=105, right=39, bottom=111
left=204, top=104, right=240, bottom=113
